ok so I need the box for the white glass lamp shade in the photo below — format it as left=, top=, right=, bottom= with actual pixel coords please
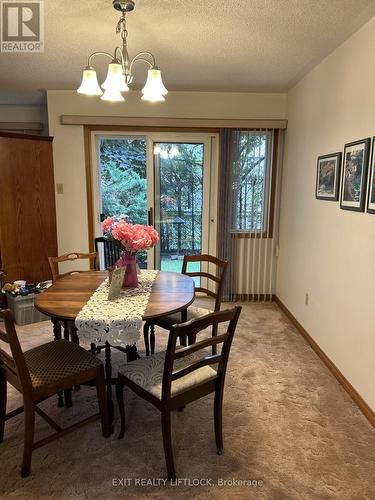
left=141, top=68, right=168, bottom=102
left=102, top=62, right=129, bottom=92
left=100, top=88, right=125, bottom=102
left=100, top=87, right=125, bottom=102
left=77, top=67, right=103, bottom=96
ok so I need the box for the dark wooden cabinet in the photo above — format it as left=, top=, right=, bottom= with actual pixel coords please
left=0, top=132, right=58, bottom=283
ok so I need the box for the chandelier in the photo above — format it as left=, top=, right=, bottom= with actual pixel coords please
left=77, top=0, right=168, bottom=103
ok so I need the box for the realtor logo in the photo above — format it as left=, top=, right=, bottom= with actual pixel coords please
left=1, top=0, right=44, bottom=52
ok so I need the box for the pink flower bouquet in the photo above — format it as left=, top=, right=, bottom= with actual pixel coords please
left=101, top=216, right=158, bottom=288
left=101, top=216, right=159, bottom=254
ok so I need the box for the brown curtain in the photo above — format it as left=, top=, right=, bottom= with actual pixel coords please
left=217, top=129, right=237, bottom=301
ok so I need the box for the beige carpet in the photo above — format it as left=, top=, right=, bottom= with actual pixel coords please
left=0, top=302, right=374, bottom=499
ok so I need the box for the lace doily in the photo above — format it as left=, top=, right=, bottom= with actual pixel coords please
left=75, top=270, right=158, bottom=347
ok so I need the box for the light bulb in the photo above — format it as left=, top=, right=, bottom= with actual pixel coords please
left=77, top=67, right=103, bottom=96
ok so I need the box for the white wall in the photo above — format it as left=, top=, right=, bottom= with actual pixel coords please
left=0, top=104, right=48, bottom=134
left=47, top=90, right=287, bottom=255
left=277, top=17, right=375, bottom=410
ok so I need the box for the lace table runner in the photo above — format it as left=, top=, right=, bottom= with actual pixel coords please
left=75, top=270, right=158, bottom=347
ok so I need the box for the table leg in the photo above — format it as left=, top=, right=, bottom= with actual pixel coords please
left=63, top=320, right=70, bottom=340
left=52, top=317, right=62, bottom=341
left=52, top=318, right=64, bottom=408
left=63, top=389, right=72, bottom=407
left=68, top=322, right=80, bottom=392
left=150, top=321, right=155, bottom=355
left=104, top=341, right=114, bottom=434
left=69, top=322, right=80, bottom=345
left=61, top=321, right=74, bottom=407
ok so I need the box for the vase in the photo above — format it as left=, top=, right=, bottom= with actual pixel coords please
left=117, top=253, right=139, bottom=288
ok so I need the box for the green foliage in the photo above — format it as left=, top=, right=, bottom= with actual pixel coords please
left=158, top=143, right=203, bottom=253
left=232, top=132, right=269, bottom=231
left=99, top=138, right=204, bottom=258
left=100, top=138, right=147, bottom=224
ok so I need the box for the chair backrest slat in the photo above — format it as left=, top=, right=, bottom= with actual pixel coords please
left=161, top=307, right=241, bottom=402
left=184, top=272, right=221, bottom=283
left=194, top=287, right=217, bottom=298
left=181, top=254, right=228, bottom=311
left=171, top=354, right=223, bottom=381
left=174, top=332, right=228, bottom=359
left=48, top=252, right=97, bottom=281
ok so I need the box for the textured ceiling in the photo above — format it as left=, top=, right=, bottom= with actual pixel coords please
left=1, top=0, right=375, bottom=93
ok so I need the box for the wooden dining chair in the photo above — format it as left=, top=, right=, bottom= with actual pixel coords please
left=143, top=254, right=228, bottom=356
left=48, top=252, right=98, bottom=282
left=48, top=251, right=97, bottom=351
left=0, top=309, right=109, bottom=477
left=116, top=306, right=241, bottom=480
left=94, top=237, right=121, bottom=270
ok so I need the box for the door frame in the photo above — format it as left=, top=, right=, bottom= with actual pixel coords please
left=84, top=126, right=219, bottom=269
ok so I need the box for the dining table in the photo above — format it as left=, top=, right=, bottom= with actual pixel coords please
left=35, top=270, right=195, bottom=430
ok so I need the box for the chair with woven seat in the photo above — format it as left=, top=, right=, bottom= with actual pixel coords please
left=143, top=254, right=228, bottom=356
left=0, top=309, right=109, bottom=477
left=116, top=306, right=241, bottom=480
left=48, top=251, right=98, bottom=282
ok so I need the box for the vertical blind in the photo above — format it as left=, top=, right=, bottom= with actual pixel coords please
left=218, top=128, right=283, bottom=301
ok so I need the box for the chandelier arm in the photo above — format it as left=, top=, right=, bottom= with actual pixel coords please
left=129, top=51, right=156, bottom=74
left=88, top=51, right=114, bottom=67
left=114, top=46, right=125, bottom=67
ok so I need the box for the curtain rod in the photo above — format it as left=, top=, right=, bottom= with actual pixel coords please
left=60, top=115, right=287, bottom=129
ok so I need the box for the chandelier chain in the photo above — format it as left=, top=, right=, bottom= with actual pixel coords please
left=116, top=11, right=128, bottom=43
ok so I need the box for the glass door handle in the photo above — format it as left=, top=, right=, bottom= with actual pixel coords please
left=148, top=207, right=154, bottom=226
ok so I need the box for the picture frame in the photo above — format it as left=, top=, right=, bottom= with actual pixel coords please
left=316, top=152, right=342, bottom=201
left=340, top=138, right=371, bottom=212
left=366, top=137, right=375, bottom=214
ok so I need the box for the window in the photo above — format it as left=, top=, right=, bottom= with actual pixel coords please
left=231, top=131, right=273, bottom=233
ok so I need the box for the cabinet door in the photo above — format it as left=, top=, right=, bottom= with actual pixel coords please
left=0, top=134, right=58, bottom=283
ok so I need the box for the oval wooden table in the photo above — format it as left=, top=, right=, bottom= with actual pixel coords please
left=36, top=270, right=195, bottom=322
left=35, top=270, right=195, bottom=429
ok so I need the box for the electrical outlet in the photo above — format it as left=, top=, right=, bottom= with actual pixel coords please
left=305, top=293, right=309, bottom=306
left=56, top=183, right=64, bottom=194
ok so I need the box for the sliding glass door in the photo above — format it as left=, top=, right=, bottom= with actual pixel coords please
left=92, top=132, right=216, bottom=271
left=154, top=141, right=205, bottom=274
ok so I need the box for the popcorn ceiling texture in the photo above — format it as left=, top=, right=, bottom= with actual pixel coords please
left=1, top=301, right=374, bottom=499
left=0, top=0, right=375, bottom=92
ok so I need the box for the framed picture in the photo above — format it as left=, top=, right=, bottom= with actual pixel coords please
left=316, top=152, right=341, bottom=200
left=367, top=137, right=375, bottom=214
left=340, top=138, right=371, bottom=212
